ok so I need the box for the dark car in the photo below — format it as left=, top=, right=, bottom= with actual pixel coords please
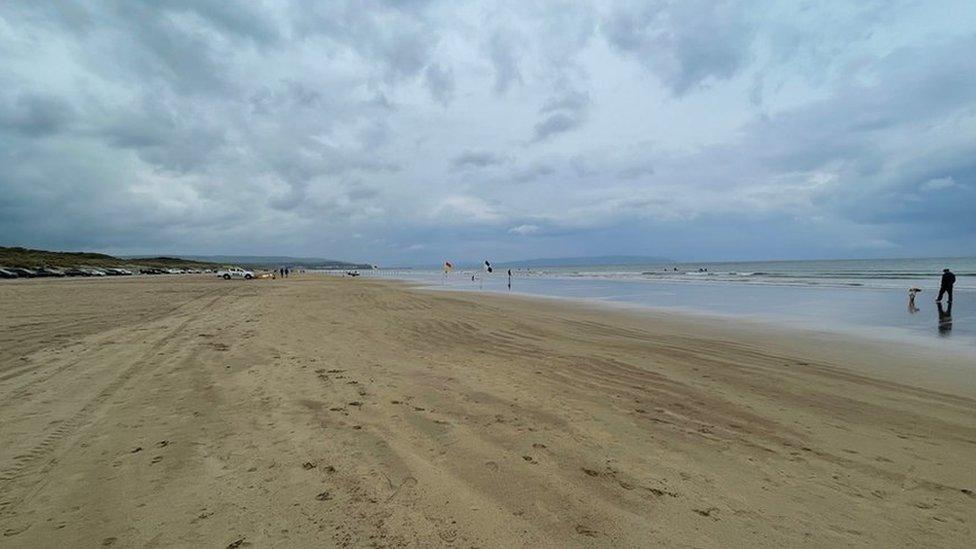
left=0, top=267, right=18, bottom=279
left=64, top=267, right=90, bottom=277
left=36, top=267, right=67, bottom=277
left=8, top=267, right=37, bottom=278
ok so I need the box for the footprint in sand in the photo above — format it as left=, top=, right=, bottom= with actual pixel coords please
left=575, top=524, right=597, bottom=537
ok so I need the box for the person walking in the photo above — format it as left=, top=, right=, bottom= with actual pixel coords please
left=937, top=268, right=955, bottom=303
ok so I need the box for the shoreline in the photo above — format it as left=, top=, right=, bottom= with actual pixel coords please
left=402, top=279, right=976, bottom=397
left=443, top=284, right=976, bottom=360
left=1, top=275, right=973, bottom=547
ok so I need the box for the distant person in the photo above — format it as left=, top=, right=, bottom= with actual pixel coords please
left=937, top=301, right=952, bottom=335
left=937, top=268, right=955, bottom=303
left=507, top=268, right=512, bottom=290
left=285, top=267, right=290, bottom=278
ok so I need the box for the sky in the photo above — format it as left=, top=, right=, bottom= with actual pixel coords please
left=1, top=1, right=974, bottom=266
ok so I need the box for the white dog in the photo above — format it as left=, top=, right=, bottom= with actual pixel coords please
left=908, top=287, right=922, bottom=313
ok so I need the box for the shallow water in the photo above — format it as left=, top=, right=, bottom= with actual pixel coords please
left=353, top=268, right=976, bottom=352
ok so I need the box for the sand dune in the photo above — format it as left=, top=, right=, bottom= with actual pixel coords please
left=0, top=276, right=973, bottom=547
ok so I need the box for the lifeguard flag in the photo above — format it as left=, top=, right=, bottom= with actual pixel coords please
left=484, top=260, right=493, bottom=273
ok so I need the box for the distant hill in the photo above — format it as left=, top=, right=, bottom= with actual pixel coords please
left=131, top=254, right=374, bottom=270
left=496, top=255, right=673, bottom=268
left=0, top=247, right=218, bottom=269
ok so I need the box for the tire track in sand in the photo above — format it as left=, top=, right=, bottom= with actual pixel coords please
left=0, top=288, right=238, bottom=520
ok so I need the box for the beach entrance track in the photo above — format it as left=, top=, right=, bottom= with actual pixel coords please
left=0, top=276, right=973, bottom=547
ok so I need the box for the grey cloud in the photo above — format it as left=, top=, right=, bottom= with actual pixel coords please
left=424, top=63, right=455, bottom=106
left=541, top=90, right=590, bottom=114
left=487, top=31, right=522, bottom=94
left=512, top=164, right=555, bottom=183
left=0, top=93, right=74, bottom=137
left=619, top=164, right=655, bottom=180
left=451, top=150, right=506, bottom=170
left=294, top=2, right=438, bottom=83
left=603, top=0, right=754, bottom=95
left=346, top=186, right=379, bottom=201
left=533, top=89, right=590, bottom=141
left=149, top=0, right=282, bottom=45
left=533, top=113, right=581, bottom=141
left=2, top=1, right=974, bottom=264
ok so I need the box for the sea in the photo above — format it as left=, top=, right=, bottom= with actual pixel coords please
left=339, top=257, right=976, bottom=352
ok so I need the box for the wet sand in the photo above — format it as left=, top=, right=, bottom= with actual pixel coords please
left=0, top=275, right=973, bottom=547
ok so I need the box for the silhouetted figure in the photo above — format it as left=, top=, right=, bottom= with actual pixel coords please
left=937, top=301, right=952, bottom=336
left=937, top=268, right=955, bottom=303
left=507, top=269, right=512, bottom=290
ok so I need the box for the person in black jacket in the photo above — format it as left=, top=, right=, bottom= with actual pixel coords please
left=937, top=268, right=955, bottom=303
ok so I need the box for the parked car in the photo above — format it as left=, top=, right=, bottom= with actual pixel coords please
left=0, top=267, right=18, bottom=279
left=9, top=267, right=37, bottom=278
left=216, top=267, right=254, bottom=280
left=64, top=267, right=90, bottom=277
left=36, top=267, right=66, bottom=277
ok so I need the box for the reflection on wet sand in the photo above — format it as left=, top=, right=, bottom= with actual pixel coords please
left=937, top=302, right=952, bottom=336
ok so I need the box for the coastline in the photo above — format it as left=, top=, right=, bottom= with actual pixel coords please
left=1, top=275, right=973, bottom=547
left=374, top=269, right=976, bottom=354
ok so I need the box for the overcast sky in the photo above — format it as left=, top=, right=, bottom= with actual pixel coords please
left=1, top=1, right=974, bottom=265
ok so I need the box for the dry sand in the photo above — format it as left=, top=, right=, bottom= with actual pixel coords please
left=0, top=275, right=973, bottom=547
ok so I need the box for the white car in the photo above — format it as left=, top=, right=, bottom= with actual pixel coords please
left=216, top=267, right=254, bottom=280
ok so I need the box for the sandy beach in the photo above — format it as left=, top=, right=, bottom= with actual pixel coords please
left=0, top=275, right=973, bottom=548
